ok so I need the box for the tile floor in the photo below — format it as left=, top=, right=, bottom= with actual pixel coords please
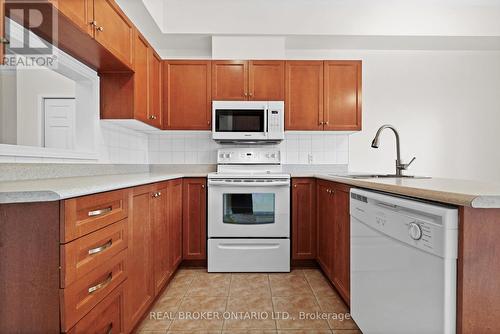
left=136, top=268, right=361, bottom=334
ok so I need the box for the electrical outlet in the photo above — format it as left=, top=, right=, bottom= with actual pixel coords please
left=308, top=153, right=313, bottom=164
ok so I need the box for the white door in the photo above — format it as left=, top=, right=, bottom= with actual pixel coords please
left=43, top=98, right=76, bottom=149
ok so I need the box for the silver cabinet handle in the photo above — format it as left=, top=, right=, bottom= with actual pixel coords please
left=89, top=20, right=97, bottom=27
left=0, top=37, right=10, bottom=44
left=88, top=240, right=112, bottom=255
left=88, top=207, right=112, bottom=217
left=88, top=273, right=112, bottom=294
left=149, top=115, right=157, bottom=120
left=106, top=324, right=113, bottom=334
left=97, top=26, right=104, bottom=32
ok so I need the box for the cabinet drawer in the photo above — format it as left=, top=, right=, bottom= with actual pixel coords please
left=61, top=219, right=128, bottom=288
left=67, top=284, right=125, bottom=334
left=62, top=189, right=129, bottom=242
left=61, top=250, right=127, bottom=332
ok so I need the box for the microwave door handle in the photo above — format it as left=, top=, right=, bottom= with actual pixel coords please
left=265, top=107, right=269, bottom=134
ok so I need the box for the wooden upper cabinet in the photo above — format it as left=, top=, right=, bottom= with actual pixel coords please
left=93, top=0, right=134, bottom=68
left=163, top=60, right=211, bottom=130
left=148, top=50, right=162, bottom=128
left=133, top=31, right=149, bottom=124
left=212, top=60, right=248, bottom=100
left=285, top=61, right=324, bottom=130
left=248, top=60, right=285, bottom=100
left=324, top=61, right=362, bottom=130
left=182, top=178, right=207, bottom=260
left=292, top=178, right=317, bottom=260
left=55, top=0, right=94, bottom=36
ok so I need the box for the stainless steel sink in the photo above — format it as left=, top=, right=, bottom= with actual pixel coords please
left=332, top=174, right=431, bottom=179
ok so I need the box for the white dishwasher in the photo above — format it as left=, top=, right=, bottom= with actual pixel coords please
left=350, top=188, right=458, bottom=334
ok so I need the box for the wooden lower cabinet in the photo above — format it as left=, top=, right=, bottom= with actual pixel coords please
left=67, top=284, right=125, bottom=334
left=169, top=179, right=183, bottom=269
left=316, top=180, right=334, bottom=277
left=125, top=185, right=155, bottom=332
left=315, top=180, right=351, bottom=305
left=182, top=178, right=207, bottom=260
left=329, top=182, right=351, bottom=304
left=292, top=178, right=317, bottom=260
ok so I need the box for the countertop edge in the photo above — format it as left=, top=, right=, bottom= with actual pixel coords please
left=313, top=174, right=481, bottom=208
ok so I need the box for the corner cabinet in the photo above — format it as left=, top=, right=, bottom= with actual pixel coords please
left=163, top=60, right=212, bottom=130
left=292, top=178, right=317, bottom=260
left=285, top=60, right=362, bottom=131
left=212, top=60, right=285, bottom=101
left=100, top=30, right=163, bottom=129
left=182, top=178, right=207, bottom=260
left=54, top=0, right=134, bottom=69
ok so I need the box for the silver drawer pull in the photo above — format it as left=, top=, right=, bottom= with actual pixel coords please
left=88, top=273, right=112, bottom=294
left=88, top=240, right=112, bottom=255
left=106, top=324, right=113, bottom=334
left=88, top=207, right=112, bottom=217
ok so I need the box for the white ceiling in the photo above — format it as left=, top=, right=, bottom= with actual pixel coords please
left=115, top=0, right=500, bottom=58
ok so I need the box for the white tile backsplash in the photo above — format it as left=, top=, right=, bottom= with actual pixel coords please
left=148, top=131, right=349, bottom=165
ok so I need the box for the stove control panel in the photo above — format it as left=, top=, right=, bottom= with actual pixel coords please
left=217, top=148, right=281, bottom=164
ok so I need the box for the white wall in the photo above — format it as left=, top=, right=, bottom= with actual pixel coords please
left=287, top=49, right=500, bottom=182
left=161, top=0, right=500, bottom=36
left=16, top=68, right=76, bottom=147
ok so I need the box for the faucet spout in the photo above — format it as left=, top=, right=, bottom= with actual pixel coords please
left=371, top=124, right=406, bottom=176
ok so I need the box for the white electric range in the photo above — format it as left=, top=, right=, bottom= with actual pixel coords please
left=207, top=147, right=291, bottom=272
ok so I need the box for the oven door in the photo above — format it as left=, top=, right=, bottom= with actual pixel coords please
left=212, top=101, right=268, bottom=141
left=208, top=178, right=290, bottom=238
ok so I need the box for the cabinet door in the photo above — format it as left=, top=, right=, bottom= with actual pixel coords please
left=292, top=178, right=317, bottom=260
left=249, top=60, right=285, bottom=101
left=169, top=179, right=183, bottom=269
left=152, top=183, right=170, bottom=295
left=182, top=178, right=207, bottom=260
left=125, top=185, right=154, bottom=332
left=316, top=180, right=334, bottom=277
left=212, top=60, right=248, bottom=100
left=331, top=184, right=351, bottom=305
left=148, top=50, right=162, bottom=128
left=133, top=31, right=149, bottom=124
left=93, top=0, right=133, bottom=67
left=324, top=61, right=362, bottom=130
left=285, top=61, right=324, bottom=130
left=163, top=60, right=212, bottom=130
left=55, top=0, right=94, bottom=36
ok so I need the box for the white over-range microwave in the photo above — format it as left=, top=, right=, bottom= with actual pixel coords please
left=212, top=101, right=285, bottom=143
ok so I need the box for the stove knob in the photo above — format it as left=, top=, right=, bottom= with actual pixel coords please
left=225, top=153, right=231, bottom=159
left=408, top=222, right=423, bottom=240
left=271, top=153, right=277, bottom=159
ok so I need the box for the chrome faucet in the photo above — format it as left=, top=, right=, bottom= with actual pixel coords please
left=371, top=124, right=416, bottom=176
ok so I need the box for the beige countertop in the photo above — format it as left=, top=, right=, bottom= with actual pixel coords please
left=0, top=172, right=207, bottom=204
left=314, top=174, right=500, bottom=208
left=2, top=168, right=500, bottom=208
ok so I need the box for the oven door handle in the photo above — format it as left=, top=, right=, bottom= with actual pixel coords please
left=208, top=180, right=290, bottom=187
left=217, top=243, right=281, bottom=250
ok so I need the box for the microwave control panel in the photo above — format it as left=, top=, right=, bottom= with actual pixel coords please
left=266, top=101, right=284, bottom=137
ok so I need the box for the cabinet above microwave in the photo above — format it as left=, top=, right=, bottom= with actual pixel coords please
left=212, top=101, right=285, bottom=144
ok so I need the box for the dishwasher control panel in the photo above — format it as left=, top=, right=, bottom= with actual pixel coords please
left=350, top=189, right=458, bottom=259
